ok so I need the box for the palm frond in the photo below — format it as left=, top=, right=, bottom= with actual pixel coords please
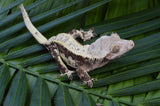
left=0, top=0, right=160, bottom=106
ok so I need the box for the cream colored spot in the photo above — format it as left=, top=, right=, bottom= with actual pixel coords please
left=68, top=56, right=76, bottom=67
left=80, top=74, right=84, bottom=77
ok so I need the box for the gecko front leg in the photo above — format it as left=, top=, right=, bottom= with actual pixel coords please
left=69, top=27, right=97, bottom=41
left=76, top=66, right=96, bottom=88
left=48, top=44, right=74, bottom=80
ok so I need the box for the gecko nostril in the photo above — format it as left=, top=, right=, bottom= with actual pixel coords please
left=129, top=40, right=134, bottom=47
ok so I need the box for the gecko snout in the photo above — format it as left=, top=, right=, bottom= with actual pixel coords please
left=128, top=40, right=134, bottom=50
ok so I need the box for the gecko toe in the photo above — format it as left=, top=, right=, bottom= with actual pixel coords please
left=66, top=71, right=75, bottom=80
left=82, top=80, right=93, bottom=88
left=68, top=75, right=73, bottom=80
left=88, top=80, right=93, bottom=88
left=56, top=75, right=61, bottom=78
left=92, top=78, right=97, bottom=81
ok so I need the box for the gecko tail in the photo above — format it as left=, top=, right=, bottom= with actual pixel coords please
left=19, top=4, right=48, bottom=44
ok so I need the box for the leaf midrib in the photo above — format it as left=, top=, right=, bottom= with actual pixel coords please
left=12, top=71, right=22, bottom=106
left=0, top=59, right=133, bottom=105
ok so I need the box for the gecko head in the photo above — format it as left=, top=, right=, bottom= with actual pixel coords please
left=106, top=33, right=134, bottom=60
left=88, top=33, right=134, bottom=59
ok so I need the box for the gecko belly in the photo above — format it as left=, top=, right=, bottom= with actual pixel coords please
left=60, top=53, right=77, bottom=68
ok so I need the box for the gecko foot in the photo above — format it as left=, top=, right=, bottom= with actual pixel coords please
left=82, top=78, right=97, bottom=88
left=66, top=71, right=74, bottom=80
left=56, top=71, right=75, bottom=80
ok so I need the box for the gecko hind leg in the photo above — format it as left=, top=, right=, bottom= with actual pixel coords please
left=49, top=46, right=75, bottom=80
left=55, top=56, right=75, bottom=80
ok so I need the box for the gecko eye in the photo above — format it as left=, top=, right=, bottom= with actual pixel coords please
left=112, top=45, right=120, bottom=53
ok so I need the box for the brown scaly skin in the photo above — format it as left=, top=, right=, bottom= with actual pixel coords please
left=20, top=4, right=134, bottom=88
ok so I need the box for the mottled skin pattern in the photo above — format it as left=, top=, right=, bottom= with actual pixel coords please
left=20, top=4, right=134, bottom=88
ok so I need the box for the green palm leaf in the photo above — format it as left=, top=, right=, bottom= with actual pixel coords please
left=55, top=84, right=74, bottom=106
left=0, top=0, right=160, bottom=106
left=30, top=77, right=51, bottom=106
left=78, top=92, right=96, bottom=106
left=0, top=64, right=10, bottom=103
left=4, top=70, right=27, bottom=106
